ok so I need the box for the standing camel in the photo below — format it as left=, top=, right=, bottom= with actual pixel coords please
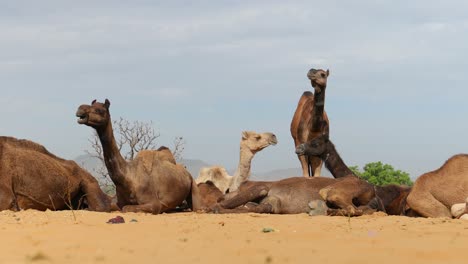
left=291, top=68, right=330, bottom=177
left=76, top=99, right=197, bottom=214
left=0, top=137, right=111, bottom=211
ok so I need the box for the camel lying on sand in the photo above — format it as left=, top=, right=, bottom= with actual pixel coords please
left=211, top=134, right=411, bottom=216
left=76, top=99, right=198, bottom=214
left=196, top=131, right=277, bottom=193
left=291, top=68, right=330, bottom=177
left=212, top=175, right=411, bottom=216
left=0, top=137, right=111, bottom=211
left=406, top=154, right=468, bottom=218
left=295, top=134, right=412, bottom=216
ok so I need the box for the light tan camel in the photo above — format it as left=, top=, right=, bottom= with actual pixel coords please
left=76, top=99, right=198, bottom=214
left=406, top=154, right=468, bottom=218
left=0, top=137, right=111, bottom=211
left=291, top=68, right=330, bottom=177
left=196, top=131, right=277, bottom=193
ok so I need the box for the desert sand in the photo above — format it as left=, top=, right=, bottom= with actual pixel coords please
left=1, top=210, right=467, bottom=264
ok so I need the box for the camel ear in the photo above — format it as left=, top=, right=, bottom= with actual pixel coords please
left=242, top=131, right=249, bottom=140
left=326, top=69, right=330, bottom=77
left=104, top=99, right=111, bottom=109
left=91, top=99, right=97, bottom=104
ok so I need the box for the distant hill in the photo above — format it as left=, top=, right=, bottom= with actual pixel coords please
left=178, top=159, right=211, bottom=178
left=74, top=154, right=101, bottom=174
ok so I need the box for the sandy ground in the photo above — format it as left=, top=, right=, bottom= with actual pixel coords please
left=1, top=210, right=468, bottom=264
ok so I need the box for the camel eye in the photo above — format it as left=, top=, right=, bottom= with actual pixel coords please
left=95, top=109, right=105, bottom=114
left=321, top=73, right=326, bottom=78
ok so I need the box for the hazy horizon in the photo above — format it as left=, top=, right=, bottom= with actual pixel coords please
left=2, top=1, right=468, bottom=179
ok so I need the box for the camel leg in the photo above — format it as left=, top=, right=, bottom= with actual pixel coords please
left=0, top=184, right=16, bottom=211
left=310, top=156, right=323, bottom=177
left=320, top=187, right=362, bottom=217
left=122, top=201, right=162, bottom=214
left=407, top=191, right=451, bottom=218
left=217, top=184, right=270, bottom=209
left=79, top=180, right=111, bottom=212
left=214, top=203, right=274, bottom=214
left=298, top=154, right=310, bottom=177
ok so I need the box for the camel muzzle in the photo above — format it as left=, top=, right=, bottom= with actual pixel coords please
left=76, top=110, right=89, bottom=124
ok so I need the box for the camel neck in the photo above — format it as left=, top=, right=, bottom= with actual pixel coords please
left=230, top=146, right=255, bottom=191
left=322, top=140, right=354, bottom=178
left=96, top=120, right=128, bottom=187
left=311, top=87, right=326, bottom=132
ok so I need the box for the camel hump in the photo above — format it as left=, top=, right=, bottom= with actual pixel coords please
left=157, top=146, right=169, bottom=151
left=0, top=136, right=64, bottom=161
left=301, top=91, right=313, bottom=97
left=135, top=149, right=177, bottom=173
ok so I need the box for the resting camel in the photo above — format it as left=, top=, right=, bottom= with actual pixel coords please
left=196, top=131, right=277, bottom=193
left=76, top=99, right=197, bottom=214
left=212, top=134, right=410, bottom=216
left=406, top=154, right=468, bottom=218
left=295, top=134, right=412, bottom=216
left=0, top=137, right=111, bottom=211
left=291, top=68, right=330, bottom=177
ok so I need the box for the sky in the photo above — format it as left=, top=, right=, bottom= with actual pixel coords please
left=1, top=1, right=467, bottom=179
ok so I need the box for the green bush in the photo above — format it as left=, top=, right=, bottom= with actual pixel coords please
left=350, top=162, right=413, bottom=186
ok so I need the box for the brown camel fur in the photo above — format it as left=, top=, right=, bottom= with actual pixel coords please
left=295, top=134, right=412, bottom=216
left=210, top=134, right=411, bottom=216
left=0, top=137, right=111, bottom=211
left=76, top=99, right=198, bottom=214
left=196, top=131, right=277, bottom=193
left=291, top=68, right=330, bottom=177
left=212, top=175, right=411, bottom=216
left=406, top=154, right=468, bottom=218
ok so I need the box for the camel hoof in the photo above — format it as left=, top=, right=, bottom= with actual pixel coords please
left=451, top=203, right=465, bottom=218
left=308, top=200, right=328, bottom=216
left=460, top=214, right=468, bottom=220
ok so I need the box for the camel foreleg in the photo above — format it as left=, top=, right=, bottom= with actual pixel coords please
left=217, top=184, right=270, bottom=209
left=122, top=201, right=162, bottom=214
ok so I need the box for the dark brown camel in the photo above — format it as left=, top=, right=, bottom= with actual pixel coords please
left=209, top=133, right=410, bottom=216
left=0, top=137, right=111, bottom=211
left=76, top=99, right=199, bottom=214
left=291, top=68, right=330, bottom=177
left=406, top=154, right=468, bottom=218
left=295, top=134, right=412, bottom=216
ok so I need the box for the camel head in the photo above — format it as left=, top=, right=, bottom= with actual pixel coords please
left=295, top=133, right=329, bottom=156
left=307, top=68, right=329, bottom=93
left=76, top=99, right=111, bottom=128
left=241, top=131, right=278, bottom=154
left=373, top=185, right=413, bottom=215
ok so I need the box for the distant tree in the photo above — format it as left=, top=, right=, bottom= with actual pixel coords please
left=86, top=117, right=185, bottom=194
left=350, top=162, right=413, bottom=186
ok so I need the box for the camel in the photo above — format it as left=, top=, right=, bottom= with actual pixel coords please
left=295, top=134, right=412, bottom=216
left=0, top=137, right=111, bottom=211
left=76, top=99, right=197, bottom=214
left=291, top=68, right=330, bottom=177
left=406, top=154, right=468, bottom=218
left=196, top=131, right=277, bottom=193
left=210, top=134, right=410, bottom=216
